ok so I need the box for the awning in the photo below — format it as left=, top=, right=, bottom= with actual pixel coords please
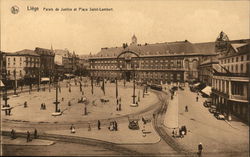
left=201, top=86, right=212, bottom=96
left=193, top=83, right=200, bottom=87
left=64, top=74, right=75, bottom=77
left=41, top=77, right=50, bottom=82
left=0, top=80, right=5, bottom=87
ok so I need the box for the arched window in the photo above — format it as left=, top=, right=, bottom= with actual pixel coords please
left=192, top=59, right=198, bottom=70
left=184, top=60, right=189, bottom=69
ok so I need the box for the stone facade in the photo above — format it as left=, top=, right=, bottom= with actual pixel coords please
left=212, top=41, right=250, bottom=122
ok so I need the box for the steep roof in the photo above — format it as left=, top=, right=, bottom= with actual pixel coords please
left=231, top=43, right=248, bottom=52
left=6, top=49, right=39, bottom=56
left=92, top=38, right=250, bottom=59
left=54, top=49, right=70, bottom=57
left=93, top=40, right=216, bottom=58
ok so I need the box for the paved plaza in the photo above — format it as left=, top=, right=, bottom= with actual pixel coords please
left=1, top=79, right=249, bottom=156
left=2, top=79, right=157, bottom=123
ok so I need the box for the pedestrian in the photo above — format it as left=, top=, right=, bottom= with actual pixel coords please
left=70, top=124, right=75, bottom=133
left=198, top=142, right=203, bottom=156
left=196, top=96, right=199, bottom=102
left=97, top=120, right=101, bottom=130
left=43, top=104, right=46, bottom=110
left=183, top=125, right=187, bottom=135
left=70, top=124, right=74, bottom=130
left=118, top=103, right=121, bottom=111
left=84, top=106, right=87, bottom=115
left=62, top=97, right=64, bottom=101
left=8, top=108, right=11, bottom=115
left=114, top=121, right=118, bottom=131
left=34, top=129, right=38, bottom=139
left=172, top=128, right=175, bottom=138
left=153, top=113, right=155, bottom=119
left=24, top=101, right=27, bottom=108
left=88, top=122, right=91, bottom=131
left=40, top=103, right=43, bottom=110
left=142, top=117, right=146, bottom=124
left=174, top=128, right=178, bottom=137
left=11, top=129, right=16, bottom=139
left=68, top=101, right=71, bottom=106
left=27, top=131, right=31, bottom=142
left=185, top=105, right=188, bottom=112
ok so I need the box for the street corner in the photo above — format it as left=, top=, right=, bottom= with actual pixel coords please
left=2, top=136, right=55, bottom=146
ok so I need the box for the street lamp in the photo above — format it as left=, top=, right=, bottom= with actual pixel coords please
left=1, top=70, right=11, bottom=115
left=13, top=68, right=17, bottom=95
left=52, top=73, right=62, bottom=116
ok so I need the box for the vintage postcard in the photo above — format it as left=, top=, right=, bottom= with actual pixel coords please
left=0, top=0, right=249, bottom=156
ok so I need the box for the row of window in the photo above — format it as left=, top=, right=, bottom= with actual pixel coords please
left=223, top=63, right=246, bottom=73
left=7, top=62, right=40, bottom=67
left=221, top=55, right=247, bottom=64
left=92, top=59, right=183, bottom=64
left=7, top=70, right=23, bottom=76
left=7, top=57, right=40, bottom=62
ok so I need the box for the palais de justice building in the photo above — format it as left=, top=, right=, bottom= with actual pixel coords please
left=89, top=35, right=216, bottom=83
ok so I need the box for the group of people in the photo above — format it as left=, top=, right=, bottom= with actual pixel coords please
left=108, top=120, right=118, bottom=131
left=27, top=129, right=38, bottom=142
left=116, top=98, right=122, bottom=111
left=172, top=125, right=187, bottom=138
left=4, top=104, right=12, bottom=115
left=40, top=103, right=46, bottom=110
left=10, top=128, right=38, bottom=142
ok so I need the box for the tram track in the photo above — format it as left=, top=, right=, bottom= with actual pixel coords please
left=2, top=88, right=194, bottom=156
left=152, top=90, right=195, bottom=157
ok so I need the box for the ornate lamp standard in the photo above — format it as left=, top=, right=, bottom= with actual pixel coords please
left=52, top=72, right=62, bottom=116
left=1, top=69, right=11, bottom=115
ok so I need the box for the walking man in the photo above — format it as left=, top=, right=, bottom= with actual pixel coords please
left=196, top=96, right=199, bottom=102
left=24, top=101, right=27, bottom=108
left=88, top=122, right=91, bottom=131
left=172, top=128, right=175, bottom=138
left=185, top=105, right=188, bottom=112
left=198, top=142, right=203, bottom=156
left=11, top=129, right=16, bottom=139
left=97, top=120, right=101, bottom=130
left=27, top=131, right=31, bottom=142
left=34, top=129, right=38, bottom=139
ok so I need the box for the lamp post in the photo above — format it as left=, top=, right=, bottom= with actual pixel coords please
left=52, top=73, right=61, bottom=116
left=13, top=68, right=17, bottom=95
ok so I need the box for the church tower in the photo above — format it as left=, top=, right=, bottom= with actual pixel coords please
left=131, top=34, right=137, bottom=45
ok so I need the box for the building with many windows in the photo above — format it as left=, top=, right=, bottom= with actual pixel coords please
left=4, top=49, right=40, bottom=87
left=212, top=33, right=250, bottom=122
left=34, top=47, right=55, bottom=79
left=89, top=35, right=216, bottom=84
left=198, top=55, right=219, bottom=86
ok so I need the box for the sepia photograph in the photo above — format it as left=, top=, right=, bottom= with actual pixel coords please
left=0, top=0, right=249, bottom=156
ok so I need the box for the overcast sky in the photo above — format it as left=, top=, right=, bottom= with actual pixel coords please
left=1, top=0, right=249, bottom=55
